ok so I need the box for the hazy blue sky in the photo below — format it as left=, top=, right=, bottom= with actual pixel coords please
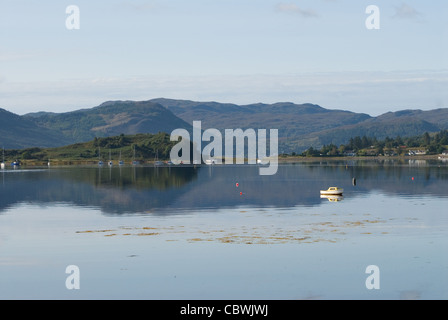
left=1, top=0, right=447, bottom=115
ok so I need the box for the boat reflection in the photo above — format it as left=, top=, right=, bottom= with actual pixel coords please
left=320, top=195, right=344, bottom=202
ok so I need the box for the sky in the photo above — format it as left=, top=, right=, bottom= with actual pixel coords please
left=0, top=0, right=447, bottom=116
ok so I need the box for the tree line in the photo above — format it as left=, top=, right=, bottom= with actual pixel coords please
left=300, top=129, right=448, bottom=157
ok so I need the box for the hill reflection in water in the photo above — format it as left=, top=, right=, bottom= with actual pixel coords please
left=1, top=160, right=448, bottom=215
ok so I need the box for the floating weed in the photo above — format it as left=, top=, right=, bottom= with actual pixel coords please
left=136, top=232, right=159, bottom=236
left=76, top=229, right=115, bottom=234
left=218, top=237, right=235, bottom=243
left=74, top=216, right=387, bottom=245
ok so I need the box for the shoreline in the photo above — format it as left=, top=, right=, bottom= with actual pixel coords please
left=278, top=154, right=445, bottom=162
left=4, top=154, right=447, bottom=168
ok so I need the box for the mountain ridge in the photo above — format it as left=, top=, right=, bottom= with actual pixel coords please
left=1, top=99, right=447, bottom=152
left=0, top=108, right=73, bottom=149
left=19, top=100, right=192, bottom=148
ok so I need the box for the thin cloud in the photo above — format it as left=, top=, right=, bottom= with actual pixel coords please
left=392, top=3, right=423, bottom=20
left=3, top=71, right=447, bottom=116
left=275, top=3, right=319, bottom=18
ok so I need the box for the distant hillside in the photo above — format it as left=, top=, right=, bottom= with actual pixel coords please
left=151, top=98, right=372, bottom=137
left=293, top=117, right=441, bottom=152
left=2, top=98, right=448, bottom=153
left=5, top=132, right=179, bottom=164
left=25, top=100, right=192, bottom=144
left=0, top=108, right=72, bottom=149
left=152, top=98, right=448, bottom=152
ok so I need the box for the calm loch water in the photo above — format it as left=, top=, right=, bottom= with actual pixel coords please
left=0, top=160, right=447, bottom=299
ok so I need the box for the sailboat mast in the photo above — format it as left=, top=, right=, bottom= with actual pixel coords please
left=98, top=146, right=103, bottom=166
left=1, top=147, right=4, bottom=170
left=132, top=144, right=137, bottom=165
left=119, top=149, right=124, bottom=166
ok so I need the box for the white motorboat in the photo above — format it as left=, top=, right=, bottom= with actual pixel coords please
left=320, top=187, right=344, bottom=195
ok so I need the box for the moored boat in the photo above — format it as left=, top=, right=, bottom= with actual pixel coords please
left=98, top=147, right=103, bottom=166
left=1, top=148, right=5, bottom=169
left=320, top=187, right=344, bottom=195
left=108, top=150, right=113, bottom=166
left=119, top=150, right=124, bottom=166
left=11, top=160, right=20, bottom=168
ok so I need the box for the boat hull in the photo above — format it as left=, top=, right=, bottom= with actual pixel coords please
left=320, top=187, right=344, bottom=195
left=320, top=191, right=343, bottom=195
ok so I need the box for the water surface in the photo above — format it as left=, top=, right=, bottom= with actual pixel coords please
left=1, top=160, right=447, bottom=299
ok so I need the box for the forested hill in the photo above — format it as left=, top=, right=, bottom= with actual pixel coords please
left=1, top=98, right=448, bottom=152
left=1, top=100, right=191, bottom=149
left=25, top=100, right=192, bottom=146
left=152, top=99, right=448, bottom=152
